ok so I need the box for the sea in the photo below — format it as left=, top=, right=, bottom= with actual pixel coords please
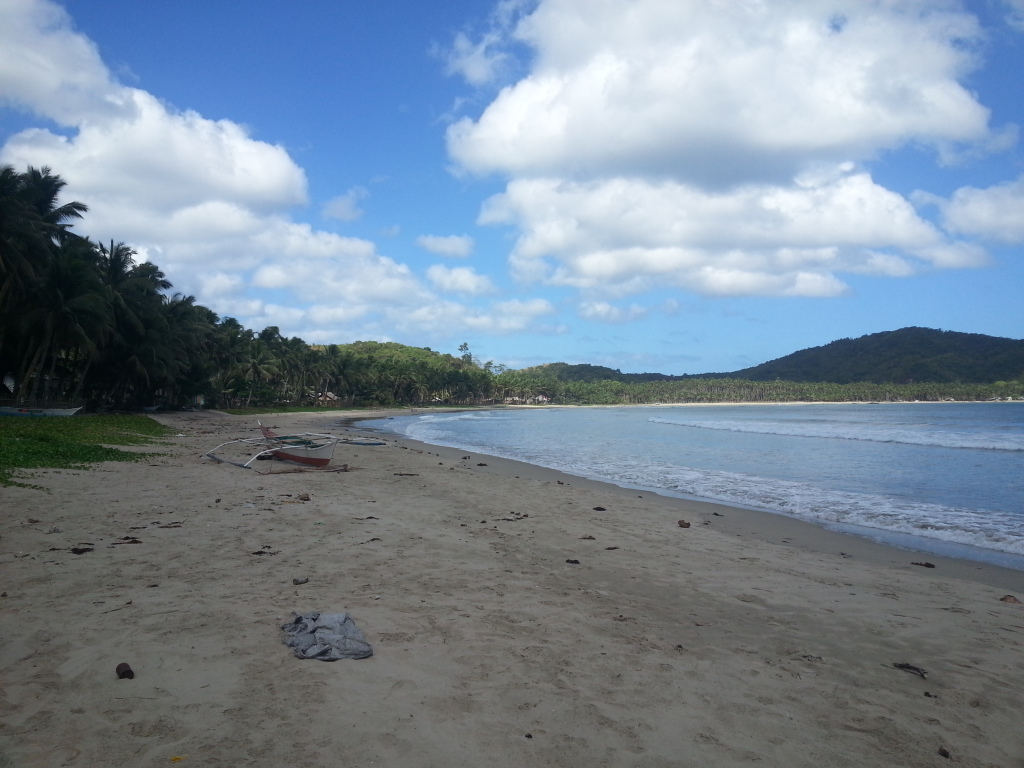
left=356, top=403, right=1024, bottom=570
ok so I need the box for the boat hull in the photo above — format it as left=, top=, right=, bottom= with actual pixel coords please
left=268, top=444, right=334, bottom=467
left=259, top=423, right=336, bottom=466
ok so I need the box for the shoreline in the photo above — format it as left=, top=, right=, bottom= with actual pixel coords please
left=3, top=408, right=1023, bottom=766
left=341, top=410, right=1024, bottom=591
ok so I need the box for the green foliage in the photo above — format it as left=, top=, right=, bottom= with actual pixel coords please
left=727, top=327, right=1024, bottom=384
left=0, top=414, right=171, bottom=487
left=532, top=377, right=1023, bottom=405
left=520, top=362, right=694, bottom=384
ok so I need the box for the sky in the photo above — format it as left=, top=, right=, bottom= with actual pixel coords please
left=1, top=0, right=1023, bottom=374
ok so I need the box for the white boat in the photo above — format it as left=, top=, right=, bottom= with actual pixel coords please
left=258, top=423, right=336, bottom=467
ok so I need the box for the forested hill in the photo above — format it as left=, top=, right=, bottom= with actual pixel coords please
left=519, top=362, right=691, bottom=383
left=534, top=328, right=1024, bottom=385
left=724, top=328, right=1024, bottom=384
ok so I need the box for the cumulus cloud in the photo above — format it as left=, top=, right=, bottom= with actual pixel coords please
left=416, top=234, right=475, bottom=257
left=449, top=0, right=988, bottom=183
left=3, top=89, right=307, bottom=215
left=938, top=176, right=1024, bottom=242
left=451, top=0, right=999, bottom=298
left=426, top=264, right=496, bottom=295
left=0, top=0, right=124, bottom=125
left=322, top=187, right=369, bottom=221
left=481, top=170, right=978, bottom=296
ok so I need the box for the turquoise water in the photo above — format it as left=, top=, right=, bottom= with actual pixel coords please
left=358, top=403, right=1024, bottom=569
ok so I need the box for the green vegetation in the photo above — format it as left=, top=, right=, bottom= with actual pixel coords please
left=2, top=164, right=1021, bottom=413
left=0, top=165, right=490, bottom=410
left=726, top=327, right=1024, bottom=384
left=520, top=362, right=691, bottom=383
left=494, top=375, right=1022, bottom=405
left=0, top=413, right=171, bottom=487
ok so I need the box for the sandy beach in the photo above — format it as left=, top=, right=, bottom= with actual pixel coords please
left=2, top=408, right=1023, bottom=767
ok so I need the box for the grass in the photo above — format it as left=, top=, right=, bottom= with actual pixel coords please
left=0, top=413, right=173, bottom=488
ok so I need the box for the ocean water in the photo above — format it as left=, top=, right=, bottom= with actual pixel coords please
left=357, top=403, right=1024, bottom=570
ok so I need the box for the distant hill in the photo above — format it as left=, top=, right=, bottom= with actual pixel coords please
left=530, top=328, right=1024, bottom=385
left=519, top=362, right=693, bottom=383
left=726, top=328, right=1024, bottom=384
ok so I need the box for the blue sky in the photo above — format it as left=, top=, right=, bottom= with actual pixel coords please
left=1, top=0, right=1022, bottom=374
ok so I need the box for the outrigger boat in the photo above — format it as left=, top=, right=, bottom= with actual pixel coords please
left=204, top=423, right=385, bottom=470
left=258, top=423, right=336, bottom=467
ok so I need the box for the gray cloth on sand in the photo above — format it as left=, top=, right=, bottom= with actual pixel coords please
left=281, top=612, right=373, bottom=661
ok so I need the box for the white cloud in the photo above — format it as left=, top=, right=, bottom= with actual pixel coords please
left=939, top=176, right=1024, bottom=242
left=426, top=264, right=496, bottom=295
left=322, top=187, right=369, bottom=221
left=416, top=234, right=475, bottom=257
left=578, top=301, right=647, bottom=323
left=449, top=0, right=989, bottom=184
left=444, top=31, right=510, bottom=86
left=481, top=170, right=970, bottom=296
left=3, top=88, right=307, bottom=214
left=441, top=0, right=532, bottom=86
left=450, top=0, right=1000, bottom=299
left=0, top=0, right=124, bottom=125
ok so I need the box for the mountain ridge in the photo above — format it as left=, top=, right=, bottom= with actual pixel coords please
left=522, top=328, right=1024, bottom=384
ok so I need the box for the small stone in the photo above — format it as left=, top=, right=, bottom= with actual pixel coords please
left=677, top=520, right=691, bottom=528
left=292, top=577, right=309, bottom=585
left=999, top=594, right=1022, bottom=604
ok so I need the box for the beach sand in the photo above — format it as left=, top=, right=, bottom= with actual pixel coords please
left=2, top=409, right=1023, bottom=767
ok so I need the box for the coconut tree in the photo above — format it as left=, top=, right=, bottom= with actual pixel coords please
left=244, top=339, right=280, bottom=407
left=0, top=166, right=89, bottom=381
left=15, top=237, right=108, bottom=401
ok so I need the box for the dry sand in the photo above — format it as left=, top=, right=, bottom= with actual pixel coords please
left=2, top=409, right=1023, bottom=767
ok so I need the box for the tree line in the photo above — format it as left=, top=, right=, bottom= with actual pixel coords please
left=2, top=164, right=1020, bottom=411
left=0, top=165, right=495, bottom=409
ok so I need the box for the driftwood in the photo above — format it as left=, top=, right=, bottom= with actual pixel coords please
left=893, top=663, right=927, bottom=678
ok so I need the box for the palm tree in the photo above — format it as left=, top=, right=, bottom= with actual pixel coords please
left=1, top=166, right=89, bottom=381
left=244, top=339, right=279, bottom=406
left=16, top=237, right=108, bottom=400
